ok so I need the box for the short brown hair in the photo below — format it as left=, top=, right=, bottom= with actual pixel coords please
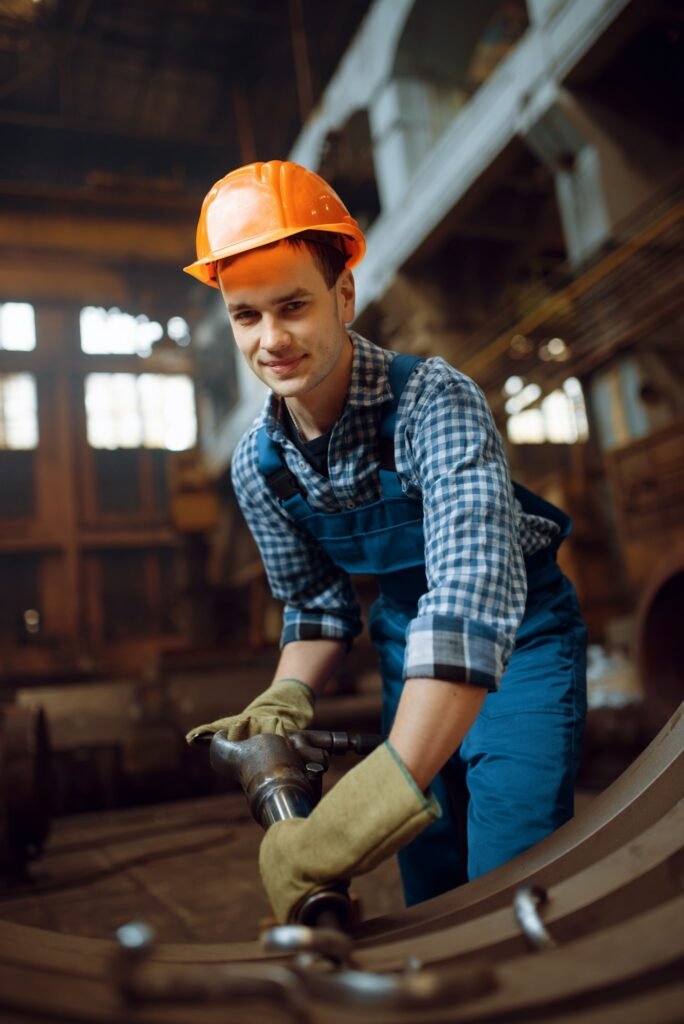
left=287, top=231, right=349, bottom=288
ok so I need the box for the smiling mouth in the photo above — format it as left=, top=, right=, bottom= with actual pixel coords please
left=263, top=355, right=305, bottom=373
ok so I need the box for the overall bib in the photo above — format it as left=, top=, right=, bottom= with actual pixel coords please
left=258, top=355, right=587, bottom=906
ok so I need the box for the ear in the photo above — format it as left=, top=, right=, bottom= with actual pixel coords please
left=336, top=268, right=356, bottom=323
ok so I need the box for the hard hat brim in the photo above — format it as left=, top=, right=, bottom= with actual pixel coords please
left=183, top=223, right=366, bottom=287
left=184, top=160, right=367, bottom=288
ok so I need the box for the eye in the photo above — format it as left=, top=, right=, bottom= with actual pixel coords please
left=283, top=300, right=306, bottom=313
left=233, top=309, right=259, bottom=325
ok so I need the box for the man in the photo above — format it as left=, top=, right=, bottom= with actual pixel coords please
left=184, top=160, right=587, bottom=924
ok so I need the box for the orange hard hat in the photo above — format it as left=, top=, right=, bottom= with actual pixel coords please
left=184, top=160, right=366, bottom=288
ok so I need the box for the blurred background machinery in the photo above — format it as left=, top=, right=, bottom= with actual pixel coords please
left=0, top=0, right=681, bottom=886
left=0, top=1, right=682, bottom=1017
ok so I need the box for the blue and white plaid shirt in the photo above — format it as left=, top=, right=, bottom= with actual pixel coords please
left=232, top=333, right=559, bottom=690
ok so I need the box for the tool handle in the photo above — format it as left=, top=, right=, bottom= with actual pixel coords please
left=349, top=732, right=384, bottom=756
left=289, top=730, right=383, bottom=757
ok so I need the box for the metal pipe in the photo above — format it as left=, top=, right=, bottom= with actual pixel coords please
left=208, top=731, right=353, bottom=928
left=209, top=732, right=317, bottom=828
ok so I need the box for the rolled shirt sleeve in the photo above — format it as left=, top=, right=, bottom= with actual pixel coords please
left=399, top=366, right=527, bottom=691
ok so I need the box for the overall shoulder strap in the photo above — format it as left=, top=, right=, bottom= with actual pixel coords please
left=380, top=354, right=424, bottom=439
left=379, top=353, right=424, bottom=473
left=256, top=425, right=303, bottom=502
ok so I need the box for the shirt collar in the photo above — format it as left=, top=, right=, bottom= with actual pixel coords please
left=259, top=331, right=393, bottom=439
left=346, top=332, right=393, bottom=408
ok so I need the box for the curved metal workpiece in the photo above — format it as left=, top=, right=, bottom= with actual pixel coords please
left=356, top=704, right=684, bottom=943
left=514, top=884, right=558, bottom=951
left=300, top=959, right=495, bottom=1010
left=262, top=923, right=355, bottom=965
left=115, top=917, right=298, bottom=1007
left=115, top=917, right=494, bottom=1012
left=0, top=708, right=682, bottom=1022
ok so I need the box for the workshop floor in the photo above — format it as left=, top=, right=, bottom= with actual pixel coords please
left=0, top=784, right=405, bottom=944
left=0, top=749, right=598, bottom=946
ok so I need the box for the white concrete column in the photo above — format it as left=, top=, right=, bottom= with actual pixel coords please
left=523, top=94, right=611, bottom=265
left=521, top=83, right=661, bottom=266
left=526, top=0, right=568, bottom=26
left=369, top=76, right=435, bottom=210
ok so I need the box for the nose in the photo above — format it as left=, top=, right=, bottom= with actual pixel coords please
left=260, top=315, right=290, bottom=352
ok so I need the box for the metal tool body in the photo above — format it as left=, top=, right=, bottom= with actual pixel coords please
left=207, top=728, right=382, bottom=928
left=209, top=732, right=317, bottom=828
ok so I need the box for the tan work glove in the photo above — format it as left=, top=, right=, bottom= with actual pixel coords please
left=184, top=678, right=315, bottom=745
left=259, top=741, right=441, bottom=923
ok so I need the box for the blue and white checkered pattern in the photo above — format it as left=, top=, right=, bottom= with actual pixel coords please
left=231, top=334, right=559, bottom=689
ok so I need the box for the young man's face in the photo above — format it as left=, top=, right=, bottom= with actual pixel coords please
left=217, top=241, right=355, bottom=403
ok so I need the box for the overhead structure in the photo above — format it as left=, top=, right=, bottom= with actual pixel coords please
left=0, top=0, right=373, bottom=305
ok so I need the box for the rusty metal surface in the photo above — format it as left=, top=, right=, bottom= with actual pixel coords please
left=0, top=705, right=681, bottom=1022
left=356, top=797, right=684, bottom=972
left=355, top=702, right=684, bottom=943
left=0, top=896, right=681, bottom=1023
left=0, top=704, right=51, bottom=872
left=636, top=548, right=684, bottom=727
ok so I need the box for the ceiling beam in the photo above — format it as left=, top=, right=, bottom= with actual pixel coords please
left=0, top=210, right=194, bottom=264
left=0, top=179, right=203, bottom=214
left=460, top=200, right=684, bottom=382
left=0, top=107, right=229, bottom=148
left=450, top=222, right=532, bottom=243
left=0, top=0, right=92, bottom=103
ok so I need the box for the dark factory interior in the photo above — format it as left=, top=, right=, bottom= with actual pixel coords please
left=0, top=0, right=682, bottom=1021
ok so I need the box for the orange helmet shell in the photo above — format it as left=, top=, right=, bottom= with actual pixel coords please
left=184, top=160, right=366, bottom=288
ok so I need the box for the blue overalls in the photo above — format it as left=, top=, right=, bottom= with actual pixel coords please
left=258, top=355, right=587, bottom=906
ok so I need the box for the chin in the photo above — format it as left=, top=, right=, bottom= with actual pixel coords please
left=269, top=378, right=307, bottom=397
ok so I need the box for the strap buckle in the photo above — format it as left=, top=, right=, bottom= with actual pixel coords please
left=267, top=466, right=303, bottom=501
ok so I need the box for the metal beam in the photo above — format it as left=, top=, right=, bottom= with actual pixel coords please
left=0, top=179, right=203, bottom=213
left=0, top=107, right=230, bottom=148
left=0, top=211, right=194, bottom=263
left=460, top=200, right=684, bottom=383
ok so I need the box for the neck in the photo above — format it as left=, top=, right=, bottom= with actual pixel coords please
left=285, top=334, right=353, bottom=440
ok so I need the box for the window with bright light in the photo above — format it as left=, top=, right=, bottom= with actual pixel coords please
left=80, top=306, right=164, bottom=356
left=507, top=408, right=546, bottom=444
left=0, top=374, right=39, bottom=449
left=166, top=316, right=191, bottom=347
left=0, top=303, right=36, bottom=351
left=505, top=377, right=589, bottom=444
left=80, top=307, right=191, bottom=356
left=85, top=373, right=197, bottom=450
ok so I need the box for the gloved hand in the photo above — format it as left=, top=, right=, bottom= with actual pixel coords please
left=184, top=678, right=315, bottom=745
left=259, top=741, right=441, bottom=923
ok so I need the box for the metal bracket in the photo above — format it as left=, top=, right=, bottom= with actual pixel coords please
left=513, top=884, right=558, bottom=951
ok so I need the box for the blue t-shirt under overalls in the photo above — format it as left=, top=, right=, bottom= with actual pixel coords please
left=257, top=354, right=587, bottom=906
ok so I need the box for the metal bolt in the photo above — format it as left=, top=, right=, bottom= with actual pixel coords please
left=116, top=921, right=155, bottom=956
